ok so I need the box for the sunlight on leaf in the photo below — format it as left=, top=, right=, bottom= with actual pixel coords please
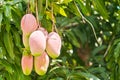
left=53, top=3, right=67, bottom=17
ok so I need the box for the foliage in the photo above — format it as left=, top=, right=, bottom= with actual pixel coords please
left=0, top=0, right=120, bottom=80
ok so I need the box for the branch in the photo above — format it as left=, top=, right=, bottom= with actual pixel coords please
left=74, top=1, right=100, bottom=45
left=104, top=36, right=115, bottom=58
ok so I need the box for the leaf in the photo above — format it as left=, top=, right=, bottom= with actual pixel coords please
left=49, top=66, right=60, bottom=73
left=92, top=0, right=109, bottom=19
left=66, top=31, right=80, bottom=48
left=46, top=11, right=56, bottom=23
left=0, top=44, right=6, bottom=59
left=105, top=43, right=114, bottom=62
left=38, top=0, right=44, bottom=20
left=0, top=12, right=3, bottom=31
left=11, top=7, right=22, bottom=29
left=80, top=72, right=100, bottom=80
left=41, top=18, right=52, bottom=32
left=118, top=66, right=120, bottom=79
left=68, top=2, right=80, bottom=16
left=68, top=72, right=87, bottom=80
left=50, top=77, right=64, bottom=80
left=76, top=0, right=90, bottom=16
left=114, top=42, right=120, bottom=63
left=30, top=0, right=35, bottom=12
left=11, top=28, right=22, bottom=48
left=0, top=75, right=3, bottom=80
left=88, top=67, right=106, bottom=74
left=63, top=0, right=72, bottom=5
left=4, top=17, right=11, bottom=32
left=0, top=59, right=13, bottom=74
left=86, top=16, right=98, bottom=29
left=106, top=58, right=115, bottom=70
left=73, top=27, right=87, bottom=45
left=92, top=45, right=107, bottom=56
left=4, top=5, right=12, bottom=18
left=0, top=35, right=6, bottom=59
left=3, top=31, right=15, bottom=60
left=53, top=3, right=67, bottom=17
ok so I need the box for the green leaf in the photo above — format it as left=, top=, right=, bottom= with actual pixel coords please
left=114, top=42, right=120, bottom=63
left=68, top=72, right=87, bottom=80
left=4, top=17, right=11, bottom=32
left=50, top=77, right=64, bottom=80
left=3, top=31, right=15, bottom=60
left=73, top=27, right=87, bottom=45
left=106, top=58, right=114, bottom=70
left=0, top=39, right=7, bottom=59
left=0, top=59, right=13, bottom=74
left=0, top=47, right=6, bottom=59
left=63, top=0, right=72, bottom=5
left=86, top=16, right=98, bottom=29
left=46, top=11, right=56, bottom=23
left=92, top=45, right=107, bottom=56
left=92, top=0, right=109, bottom=19
left=53, top=3, right=67, bottom=17
left=11, top=7, right=22, bottom=29
left=4, top=5, right=12, bottom=18
left=118, top=66, right=120, bottom=79
left=76, top=0, right=90, bottom=16
left=30, top=0, right=35, bottom=12
left=0, top=12, right=3, bottom=32
left=68, top=2, right=80, bottom=16
left=80, top=72, right=100, bottom=80
left=41, top=18, right=52, bottom=32
left=11, top=28, right=22, bottom=49
left=66, top=31, right=80, bottom=48
left=38, top=0, right=44, bottom=20
left=0, top=75, right=3, bottom=80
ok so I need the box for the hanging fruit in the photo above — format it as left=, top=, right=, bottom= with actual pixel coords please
left=34, top=52, right=49, bottom=75
left=21, top=54, right=33, bottom=75
left=46, top=32, right=61, bottom=58
left=29, top=30, right=46, bottom=56
left=21, top=14, right=38, bottom=36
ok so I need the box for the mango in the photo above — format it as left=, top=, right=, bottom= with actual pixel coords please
left=21, top=54, right=33, bottom=75
left=38, top=27, right=48, bottom=39
left=21, top=14, right=38, bottom=35
left=29, top=31, right=46, bottom=56
left=46, top=32, right=61, bottom=58
left=34, top=52, right=49, bottom=75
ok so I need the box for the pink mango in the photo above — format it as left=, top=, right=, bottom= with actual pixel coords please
left=22, top=34, right=29, bottom=50
left=34, top=52, right=49, bottom=75
left=21, top=14, right=38, bottom=35
left=21, top=54, right=33, bottom=75
left=46, top=32, right=61, bottom=58
left=29, top=31, right=46, bottom=56
left=38, top=27, right=48, bottom=39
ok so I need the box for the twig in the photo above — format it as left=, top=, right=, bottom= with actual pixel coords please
left=74, top=1, right=99, bottom=45
left=104, top=36, right=115, bottom=57
left=51, top=3, right=58, bottom=33
left=51, top=3, right=54, bottom=32
left=35, top=0, right=40, bottom=27
left=27, top=0, right=30, bottom=13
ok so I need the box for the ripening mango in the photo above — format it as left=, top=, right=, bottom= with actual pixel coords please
left=21, top=54, right=33, bottom=75
left=21, top=14, right=38, bottom=35
left=34, top=52, right=49, bottom=75
left=38, top=27, right=48, bottom=39
left=46, top=32, right=61, bottom=58
left=29, top=31, right=46, bottom=56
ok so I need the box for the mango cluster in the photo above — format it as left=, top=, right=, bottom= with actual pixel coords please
left=20, top=14, right=61, bottom=75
